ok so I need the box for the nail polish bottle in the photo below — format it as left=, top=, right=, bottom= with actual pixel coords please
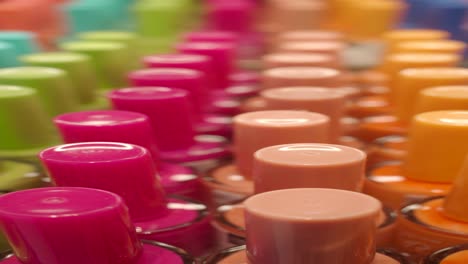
left=143, top=53, right=259, bottom=99
left=108, top=87, right=231, bottom=172
left=53, top=110, right=206, bottom=202
left=0, top=67, right=78, bottom=116
left=204, top=111, right=329, bottom=203
left=367, top=86, right=468, bottom=167
left=128, top=68, right=233, bottom=136
left=365, top=111, right=468, bottom=209
left=176, top=42, right=243, bottom=115
left=60, top=41, right=130, bottom=89
left=394, top=40, right=466, bottom=56
left=20, top=52, right=108, bottom=111
left=394, top=154, right=468, bottom=260
left=40, top=142, right=215, bottom=257
left=0, top=187, right=194, bottom=264
left=423, top=244, right=468, bottom=264
left=382, top=29, right=450, bottom=53
left=214, top=143, right=396, bottom=248
left=357, top=67, right=468, bottom=143
left=207, top=188, right=407, bottom=264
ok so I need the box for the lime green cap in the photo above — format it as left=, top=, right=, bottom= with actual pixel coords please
left=60, top=41, right=130, bottom=90
left=0, top=67, right=78, bottom=116
left=0, top=86, right=58, bottom=157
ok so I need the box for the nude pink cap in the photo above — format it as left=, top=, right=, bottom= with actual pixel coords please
left=253, top=144, right=366, bottom=193
left=277, top=41, right=346, bottom=59
left=234, top=110, right=330, bottom=179
left=262, top=67, right=343, bottom=89
left=244, top=188, right=381, bottom=264
left=262, top=53, right=340, bottom=70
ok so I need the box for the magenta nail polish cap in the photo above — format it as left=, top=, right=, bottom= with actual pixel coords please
left=176, top=42, right=235, bottom=90
left=40, top=142, right=167, bottom=221
left=54, top=110, right=161, bottom=165
left=206, top=0, right=254, bottom=33
left=0, top=187, right=143, bottom=264
left=128, top=68, right=207, bottom=116
left=184, top=31, right=239, bottom=44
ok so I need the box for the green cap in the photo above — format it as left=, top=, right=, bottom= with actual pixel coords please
left=0, top=67, right=79, bottom=116
left=60, top=41, right=129, bottom=90
left=0, top=86, right=58, bottom=158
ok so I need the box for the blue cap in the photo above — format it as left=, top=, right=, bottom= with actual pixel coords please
left=0, top=31, right=39, bottom=56
left=423, top=0, right=468, bottom=41
left=62, top=1, right=117, bottom=33
left=0, top=42, right=18, bottom=68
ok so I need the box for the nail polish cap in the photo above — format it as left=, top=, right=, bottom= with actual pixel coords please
left=253, top=144, right=366, bottom=193
left=277, top=41, right=345, bottom=58
left=128, top=68, right=206, bottom=114
left=63, top=1, right=116, bottom=33
left=404, top=111, right=468, bottom=183
left=277, top=30, right=344, bottom=42
left=0, top=67, right=78, bottom=116
left=60, top=41, right=129, bottom=89
left=262, top=53, right=340, bottom=70
left=261, top=87, right=346, bottom=141
left=0, top=85, right=56, bottom=157
left=422, top=0, right=468, bottom=41
left=0, top=41, right=18, bottom=67
left=21, top=52, right=97, bottom=105
left=395, top=40, right=466, bottom=56
left=177, top=41, right=235, bottom=90
left=244, top=188, right=381, bottom=264
left=206, top=0, right=254, bottom=33
left=78, top=31, right=138, bottom=47
left=40, top=142, right=167, bottom=221
left=234, top=110, right=330, bottom=179
left=415, top=86, right=468, bottom=115
left=262, top=67, right=343, bottom=89
left=0, top=31, right=39, bottom=55
left=0, top=187, right=142, bottom=264
left=382, top=29, right=450, bottom=51
left=380, top=53, right=461, bottom=80
left=108, top=87, right=196, bottom=151
left=54, top=110, right=161, bottom=165
left=132, top=0, right=186, bottom=37
left=184, top=31, right=239, bottom=43
left=444, top=154, right=468, bottom=222
left=395, top=68, right=468, bottom=123
left=268, top=1, right=328, bottom=31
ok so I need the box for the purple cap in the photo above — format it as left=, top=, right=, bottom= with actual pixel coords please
left=206, top=0, right=254, bottom=33
left=0, top=187, right=142, bottom=264
left=39, top=142, right=168, bottom=222
left=177, top=42, right=235, bottom=90
left=108, top=87, right=196, bottom=151
left=184, top=31, right=240, bottom=43
left=54, top=110, right=161, bottom=166
left=128, top=68, right=207, bottom=117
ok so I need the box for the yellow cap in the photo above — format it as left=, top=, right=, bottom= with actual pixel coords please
left=394, top=40, right=466, bottom=56
left=395, top=68, right=468, bottom=123
left=415, top=86, right=468, bottom=115
left=444, top=154, right=468, bottom=222
left=382, top=29, right=450, bottom=51
left=404, top=111, right=468, bottom=183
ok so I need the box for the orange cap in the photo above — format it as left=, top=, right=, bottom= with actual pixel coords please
left=395, top=68, right=468, bottom=123
left=233, top=110, right=330, bottom=179
left=262, top=67, right=343, bottom=89
left=403, top=111, right=468, bottom=183
left=277, top=41, right=346, bottom=58
left=277, top=30, right=344, bottom=42
left=394, top=40, right=466, bottom=56
left=262, top=53, right=340, bottom=70
left=253, top=143, right=366, bottom=193
left=356, top=70, right=390, bottom=88
left=240, top=96, right=268, bottom=113
left=244, top=188, right=381, bottom=264
left=415, top=86, right=468, bottom=115
left=443, top=155, right=468, bottom=222
left=261, top=87, right=346, bottom=141
left=382, top=29, right=450, bottom=51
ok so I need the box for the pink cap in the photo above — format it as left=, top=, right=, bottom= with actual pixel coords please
left=206, top=0, right=254, bottom=32
left=142, top=54, right=216, bottom=92
left=39, top=142, right=167, bottom=222
left=184, top=31, right=239, bottom=44
left=261, top=87, right=346, bottom=141
left=244, top=188, right=381, bottom=264
left=277, top=41, right=346, bottom=58
left=108, top=87, right=196, bottom=151
left=233, top=110, right=330, bottom=179
left=177, top=41, right=235, bottom=90
left=253, top=144, right=366, bottom=193
left=277, top=30, right=345, bottom=42
left=53, top=110, right=160, bottom=165
left=128, top=68, right=207, bottom=116
left=0, top=187, right=142, bottom=264
left=262, top=67, right=343, bottom=89
left=262, top=53, right=340, bottom=70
